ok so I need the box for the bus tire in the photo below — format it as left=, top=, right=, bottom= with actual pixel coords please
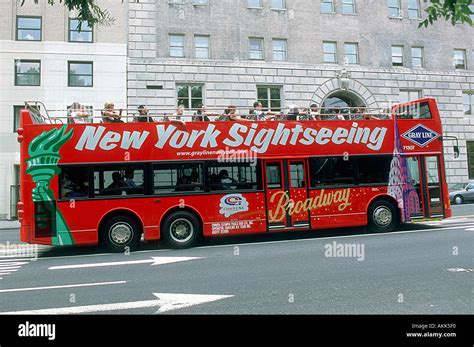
left=101, top=215, right=142, bottom=253
left=368, top=200, right=398, bottom=233
left=162, top=211, right=201, bottom=249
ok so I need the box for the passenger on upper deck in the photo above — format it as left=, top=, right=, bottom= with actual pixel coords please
left=248, top=101, right=277, bottom=121
left=193, top=104, right=217, bottom=122
left=68, top=102, right=91, bottom=124
left=219, top=105, right=249, bottom=121
left=286, top=105, right=301, bottom=121
left=102, top=101, right=123, bottom=123
left=322, top=107, right=346, bottom=121
left=173, top=105, right=185, bottom=121
left=301, top=104, right=321, bottom=120
left=136, top=105, right=154, bottom=123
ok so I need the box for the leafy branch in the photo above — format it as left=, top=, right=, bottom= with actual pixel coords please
left=420, top=0, right=473, bottom=27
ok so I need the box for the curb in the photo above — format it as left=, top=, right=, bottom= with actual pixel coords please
left=0, top=222, right=21, bottom=230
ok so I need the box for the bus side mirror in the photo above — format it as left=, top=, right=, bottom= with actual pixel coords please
left=454, top=145, right=460, bottom=159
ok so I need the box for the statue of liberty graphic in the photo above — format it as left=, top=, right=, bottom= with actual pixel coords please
left=26, top=126, right=75, bottom=246
left=388, top=121, right=421, bottom=222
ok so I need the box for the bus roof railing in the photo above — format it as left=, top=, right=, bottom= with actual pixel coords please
left=21, top=103, right=397, bottom=125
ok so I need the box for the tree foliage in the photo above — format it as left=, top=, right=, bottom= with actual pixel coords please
left=419, top=0, right=473, bottom=27
left=20, top=0, right=132, bottom=29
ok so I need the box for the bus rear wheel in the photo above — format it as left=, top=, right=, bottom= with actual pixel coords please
left=101, top=215, right=141, bottom=252
left=162, top=211, right=201, bottom=249
left=368, top=200, right=398, bottom=233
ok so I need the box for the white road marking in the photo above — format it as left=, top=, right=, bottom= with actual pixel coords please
left=465, top=228, right=474, bottom=231
left=27, top=222, right=474, bottom=262
left=0, top=293, right=233, bottom=315
left=0, top=256, right=38, bottom=280
left=0, top=280, right=127, bottom=293
left=447, top=268, right=473, bottom=273
left=0, top=266, right=21, bottom=272
left=49, top=256, right=202, bottom=270
left=0, top=262, right=28, bottom=266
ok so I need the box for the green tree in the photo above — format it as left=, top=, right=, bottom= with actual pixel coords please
left=420, top=0, right=473, bottom=27
left=21, top=0, right=136, bottom=29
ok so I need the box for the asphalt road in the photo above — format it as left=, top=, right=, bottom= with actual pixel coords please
left=0, top=213, right=472, bottom=315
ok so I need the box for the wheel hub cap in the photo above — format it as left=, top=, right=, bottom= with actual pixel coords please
left=170, top=219, right=193, bottom=243
left=110, top=223, right=132, bottom=245
left=373, top=207, right=392, bottom=227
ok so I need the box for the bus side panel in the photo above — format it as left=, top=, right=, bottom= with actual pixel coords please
left=58, top=198, right=155, bottom=246
left=153, top=193, right=267, bottom=238
left=309, top=187, right=391, bottom=230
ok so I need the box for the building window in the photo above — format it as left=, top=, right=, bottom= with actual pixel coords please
left=192, top=0, right=209, bottom=5
left=470, top=4, right=474, bottom=22
left=69, top=18, right=93, bottom=42
left=408, top=0, right=421, bottom=19
left=387, top=0, right=401, bottom=17
left=177, top=84, right=203, bottom=109
left=257, top=86, right=282, bottom=112
left=391, top=45, right=404, bottom=66
left=13, top=105, right=24, bottom=132
left=323, top=41, right=337, bottom=63
left=411, top=47, right=424, bottom=67
left=344, top=43, right=359, bottom=64
left=247, top=0, right=262, bottom=8
left=272, top=39, right=287, bottom=61
left=468, top=142, right=474, bottom=179
left=194, top=35, right=210, bottom=59
left=169, top=0, right=185, bottom=4
left=463, top=92, right=474, bottom=116
left=249, top=38, right=264, bottom=60
left=399, top=89, right=422, bottom=103
left=14, top=60, right=41, bottom=86
left=321, top=0, right=335, bottom=13
left=169, top=34, right=185, bottom=58
left=16, top=16, right=41, bottom=41
left=271, top=0, right=286, bottom=10
left=342, top=0, right=356, bottom=14
left=454, top=49, right=467, bottom=69
left=68, top=62, right=93, bottom=87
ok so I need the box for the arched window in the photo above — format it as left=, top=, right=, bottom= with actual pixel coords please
left=321, top=91, right=366, bottom=115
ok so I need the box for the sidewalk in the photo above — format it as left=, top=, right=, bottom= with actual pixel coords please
left=0, top=220, right=20, bottom=230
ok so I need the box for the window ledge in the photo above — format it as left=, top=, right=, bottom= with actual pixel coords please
left=341, top=13, right=358, bottom=16
left=320, top=11, right=336, bottom=14
left=270, top=8, right=287, bottom=11
left=388, top=16, right=403, bottom=20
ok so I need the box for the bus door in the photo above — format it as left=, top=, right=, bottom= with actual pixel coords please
left=406, top=155, right=444, bottom=218
left=264, top=160, right=310, bottom=230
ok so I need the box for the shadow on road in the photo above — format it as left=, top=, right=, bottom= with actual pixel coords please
left=37, top=222, right=437, bottom=259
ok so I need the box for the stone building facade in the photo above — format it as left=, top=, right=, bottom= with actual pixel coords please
left=127, top=0, right=474, bottom=187
left=0, top=0, right=128, bottom=219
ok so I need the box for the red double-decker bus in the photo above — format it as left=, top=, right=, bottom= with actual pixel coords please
left=17, top=98, right=453, bottom=251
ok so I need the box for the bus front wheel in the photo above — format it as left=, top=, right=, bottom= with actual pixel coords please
left=368, top=200, right=398, bottom=233
left=162, top=211, right=201, bottom=249
left=101, top=215, right=142, bottom=252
